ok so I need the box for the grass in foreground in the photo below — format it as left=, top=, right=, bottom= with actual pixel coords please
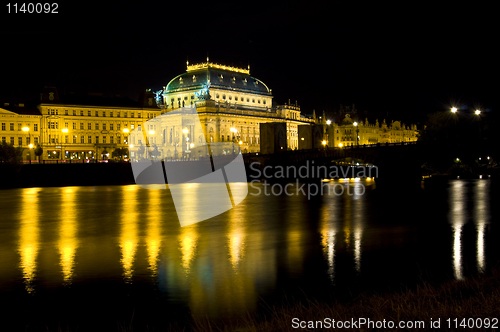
left=185, top=268, right=500, bottom=332
left=39, top=267, right=500, bottom=331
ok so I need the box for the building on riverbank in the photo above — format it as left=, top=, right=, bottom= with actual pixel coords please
left=1, top=61, right=419, bottom=160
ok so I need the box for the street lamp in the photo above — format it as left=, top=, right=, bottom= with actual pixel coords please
left=475, top=109, right=481, bottom=115
left=230, top=127, right=239, bottom=154
left=182, top=128, right=189, bottom=159
left=353, top=122, right=359, bottom=146
left=326, top=120, right=331, bottom=125
left=451, top=107, right=458, bottom=113
left=62, top=128, right=69, bottom=160
left=22, top=127, right=32, bottom=163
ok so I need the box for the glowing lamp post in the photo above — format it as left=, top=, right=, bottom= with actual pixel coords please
left=22, top=127, right=32, bottom=163
left=182, top=128, right=189, bottom=159
left=451, top=107, right=458, bottom=113
left=475, top=109, right=481, bottom=115
left=353, top=122, right=359, bottom=146
left=230, top=127, right=238, bottom=154
left=61, top=128, right=69, bottom=160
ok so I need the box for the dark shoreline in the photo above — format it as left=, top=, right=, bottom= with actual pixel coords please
left=0, top=162, right=497, bottom=190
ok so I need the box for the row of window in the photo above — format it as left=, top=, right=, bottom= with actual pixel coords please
left=48, top=122, right=134, bottom=131
left=47, top=135, right=125, bottom=145
left=220, top=136, right=259, bottom=144
left=1, top=123, right=38, bottom=131
left=214, top=94, right=266, bottom=104
left=1, top=136, right=39, bottom=145
left=48, top=109, right=157, bottom=118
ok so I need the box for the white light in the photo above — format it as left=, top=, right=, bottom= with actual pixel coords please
left=451, top=107, right=458, bottom=113
left=326, top=120, right=331, bottom=125
left=475, top=110, right=481, bottom=115
left=353, top=122, right=358, bottom=126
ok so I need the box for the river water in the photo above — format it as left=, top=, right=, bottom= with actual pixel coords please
left=0, top=179, right=498, bottom=330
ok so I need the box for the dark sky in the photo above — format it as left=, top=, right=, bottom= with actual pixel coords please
left=1, top=1, right=497, bottom=124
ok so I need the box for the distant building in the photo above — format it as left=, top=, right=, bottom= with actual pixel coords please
left=1, top=88, right=161, bottom=160
left=321, top=114, right=418, bottom=148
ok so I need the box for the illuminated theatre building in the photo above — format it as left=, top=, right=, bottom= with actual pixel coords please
left=139, top=60, right=314, bottom=159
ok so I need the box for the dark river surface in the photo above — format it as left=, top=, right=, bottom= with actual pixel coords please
left=0, top=179, right=499, bottom=330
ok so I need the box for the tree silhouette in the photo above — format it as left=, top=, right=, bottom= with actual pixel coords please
left=34, top=144, right=43, bottom=162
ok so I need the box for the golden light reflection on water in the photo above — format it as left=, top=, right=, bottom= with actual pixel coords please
left=179, top=224, right=199, bottom=274
left=188, top=206, right=258, bottom=318
left=146, top=189, right=163, bottom=278
left=449, top=181, right=465, bottom=280
left=120, top=186, right=139, bottom=283
left=228, top=215, right=246, bottom=270
left=59, top=187, right=78, bottom=284
left=474, top=180, right=489, bottom=272
left=18, top=187, right=40, bottom=293
left=353, top=185, right=364, bottom=273
left=320, top=196, right=338, bottom=282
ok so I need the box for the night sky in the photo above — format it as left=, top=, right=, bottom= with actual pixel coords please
left=1, top=1, right=496, bottom=124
